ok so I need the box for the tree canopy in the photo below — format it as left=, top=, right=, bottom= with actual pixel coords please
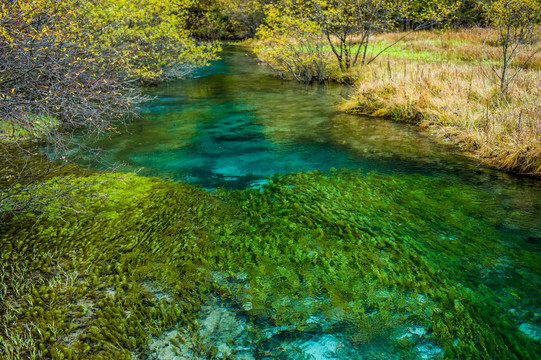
left=0, top=0, right=219, bottom=153
left=483, top=0, right=541, bottom=91
left=0, top=0, right=219, bottom=219
left=255, top=0, right=463, bottom=81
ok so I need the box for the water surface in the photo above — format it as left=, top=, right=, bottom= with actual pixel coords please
left=91, top=47, right=541, bottom=238
left=86, top=47, right=541, bottom=359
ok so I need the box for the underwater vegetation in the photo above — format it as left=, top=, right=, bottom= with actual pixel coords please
left=0, top=174, right=219, bottom=359
left=0, top=169, right=540, bottom=359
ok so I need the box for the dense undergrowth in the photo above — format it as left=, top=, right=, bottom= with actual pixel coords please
left=1, top=169, right=540, bottom=359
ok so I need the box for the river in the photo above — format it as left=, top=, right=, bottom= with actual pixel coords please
left=91, top=47, right=540, bottom=238
left=84, top=47, right=541, bottom=359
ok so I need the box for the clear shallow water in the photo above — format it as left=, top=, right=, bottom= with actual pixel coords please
left=89, top=47, right=541, bottom=238
left=70, top=47, right=541, bottom=359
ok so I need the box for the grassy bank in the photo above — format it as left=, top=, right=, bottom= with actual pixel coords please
left=341, top=59, right=541, bottom=176
left=254, top=29, right=541, bottom=177
left=341, top=29, right=541, bottom=177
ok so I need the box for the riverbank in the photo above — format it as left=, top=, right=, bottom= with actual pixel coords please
left=250, top=29, right=541, bottom=178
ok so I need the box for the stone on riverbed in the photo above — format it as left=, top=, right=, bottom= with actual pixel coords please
left=519, top=323, right=541, bottom=341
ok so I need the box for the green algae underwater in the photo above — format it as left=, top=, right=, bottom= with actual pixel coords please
left=1, top=168, right=540, bottom=359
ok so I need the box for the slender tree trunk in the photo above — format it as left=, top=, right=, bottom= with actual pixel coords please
left=343, top=38, right=349, bottom=69
left=325, top=31, right=344, bottom=71
left=500, top=23, right=511, bottom=92
left=361, top=30, right=370, bottom=66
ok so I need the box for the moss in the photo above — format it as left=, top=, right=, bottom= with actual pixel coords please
left=0, top=114, right=60, bottom=142
left=0, top=171, right=220, bottom=359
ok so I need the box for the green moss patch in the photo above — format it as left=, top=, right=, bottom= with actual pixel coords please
left=0, top=115, right=60, bottom=142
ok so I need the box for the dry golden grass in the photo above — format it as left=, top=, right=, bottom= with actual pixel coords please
left=342, top=54, right=541, bottom=176
left=250, top=28, right=541, bottom=176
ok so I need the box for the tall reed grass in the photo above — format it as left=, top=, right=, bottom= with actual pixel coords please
left=338, top=29, right=541, bottom=176
left=342, top=57, right=540, bottom=176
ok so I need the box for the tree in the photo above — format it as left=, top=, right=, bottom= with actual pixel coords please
left=256, top=0, right=329, bottom=82
left=74, top=0, right=220, bottom=83
left=311, top=0, right=404, bottom=70
left=452, top=0, right=486, bottom=27
left=0, top=0, right=219, bottom=151
left=483, top=0, right=541, bottom=92
left=315, top=0, right=463, bottom=70
left=186, top=0, right=271, bottom=39
left=0, top=0, right=137, bottom=154
left=0, top=0, right=219, bottom=219
left=256, top=0, right=462, bottom=80
left=218, top=0, right=269, bottom=37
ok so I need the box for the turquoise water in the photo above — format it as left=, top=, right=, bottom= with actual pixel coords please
left=90, top=47, right=541, bottom=238
left=82, top=47, right=541, bottom=358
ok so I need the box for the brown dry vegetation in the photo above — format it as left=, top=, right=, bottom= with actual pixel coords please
left=341, top=29, right=541, bottom=177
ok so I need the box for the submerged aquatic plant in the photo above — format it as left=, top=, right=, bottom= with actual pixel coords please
left=209, top=170, right=541, bottom=359
left=0, top=169, right=539, bottom=359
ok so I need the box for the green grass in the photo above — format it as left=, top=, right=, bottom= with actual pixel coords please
left=365, top=41, right=457, bottom=62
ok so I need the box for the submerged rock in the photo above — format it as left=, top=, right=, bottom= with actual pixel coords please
left=259, top=333, right=359, bottom=360
left=396, top=326, right=427, bottom=340
left=416, top=343, right=444, bottom=359
left=142, top=280, right=174, bottom=302
left=145, top=297, right=255, bottom=359
left=198, top=305, right=248, bottom=350
left=301, top=334, right=340, bottom=359
left=146, top=330, right=201, bottom=360
left=519, top=323, right=541, bottom=341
